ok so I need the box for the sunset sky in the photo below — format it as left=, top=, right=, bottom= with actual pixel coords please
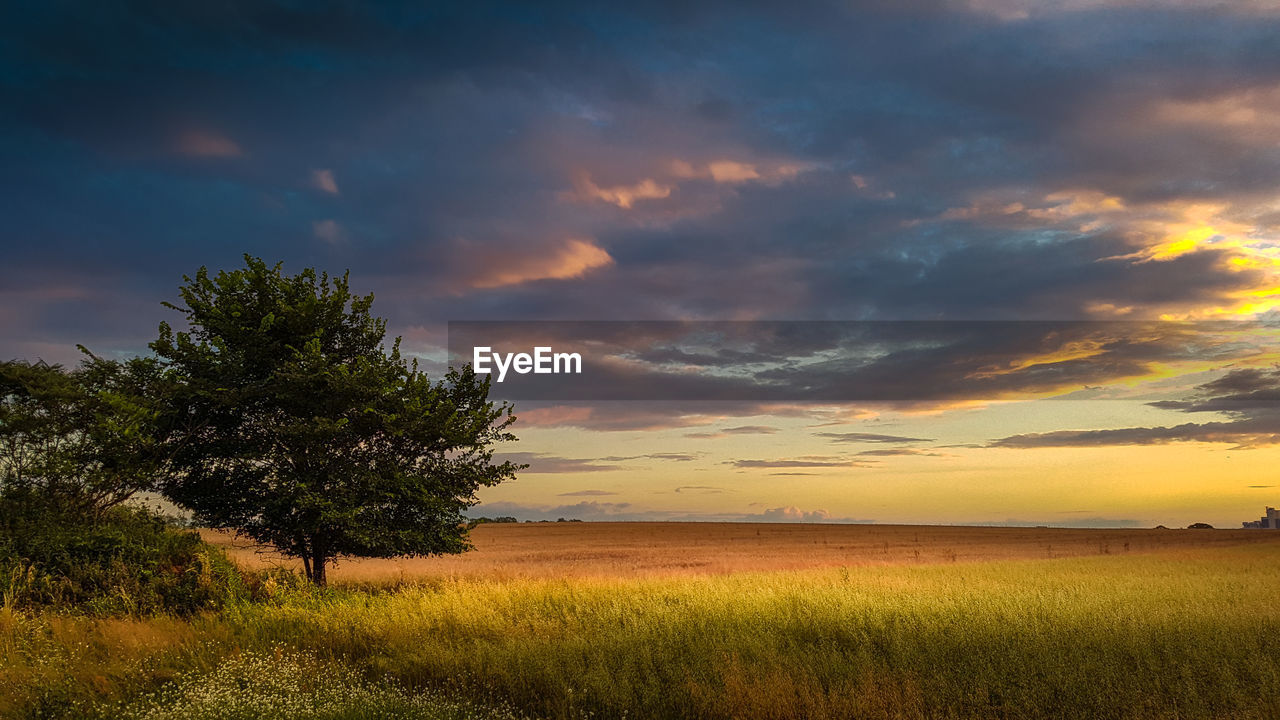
left=3, top=0, right=1280, bottom=527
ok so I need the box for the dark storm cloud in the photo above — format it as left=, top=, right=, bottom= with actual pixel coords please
left=990, top=367, right=1280, bottom=449
left=4, top=0, right=1280, bottom=373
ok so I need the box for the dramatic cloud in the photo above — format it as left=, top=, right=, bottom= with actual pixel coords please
left=453, top=320, right=1274, bottom=407
left=990, top=367, right=1280, bottom=449
left=4, top=0, right=1280, bottom=533
left=10, top=0, right=1280, bottom=366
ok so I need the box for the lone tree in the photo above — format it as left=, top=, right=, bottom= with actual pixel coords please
left=152, top=256, right=522, bottom=585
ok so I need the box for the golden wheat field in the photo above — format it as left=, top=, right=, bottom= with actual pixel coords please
left=7, top=523, right=1280, bottom=719
left=203, top=521, right=1278, bottom=581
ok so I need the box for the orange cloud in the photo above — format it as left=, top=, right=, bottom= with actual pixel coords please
left=934, top=189, right=1124, bottom=229
left=968, top=338, right=1108, bottom=380
left=565, top=171, right=671, bottom=208
left=1103, top=202, right=1251, bottom=264
left=1083, top=302, right=1134, bottom=317
left=669, top=158, right=810, bottom=185
left=707, top=160, right=761, bottom=183
left=469, top=238, right=613, bottom=289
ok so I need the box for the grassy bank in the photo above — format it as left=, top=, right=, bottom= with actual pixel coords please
left=4, top=541, right=1279, bottom=718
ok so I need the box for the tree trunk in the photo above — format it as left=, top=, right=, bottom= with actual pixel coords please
left=310, top=550, right=327, bottom=586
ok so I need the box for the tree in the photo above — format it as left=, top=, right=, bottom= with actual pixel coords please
left=151, top=256, right=523, bottom=585
left=0, top=356, right=164, bottom=514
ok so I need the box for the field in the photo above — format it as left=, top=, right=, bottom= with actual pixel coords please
left=205, top=521, right=1280, bottom=580
left=5, top=523, right=1280, bottom=719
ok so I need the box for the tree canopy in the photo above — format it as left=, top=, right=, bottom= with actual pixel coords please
left=0, top=355, right=164, bottom=514
left=151, top=256, right=523, bottom=584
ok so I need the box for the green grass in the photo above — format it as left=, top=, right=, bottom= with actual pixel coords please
left=4, top=544, right=1280, bottom=719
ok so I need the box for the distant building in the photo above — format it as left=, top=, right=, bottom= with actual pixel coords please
left=1242, top=506, right=1280, bottom=529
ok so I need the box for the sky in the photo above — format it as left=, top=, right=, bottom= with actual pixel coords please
left=3, top=0, right=1280, bottom=527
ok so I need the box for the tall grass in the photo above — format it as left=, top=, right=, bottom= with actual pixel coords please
left=4, top=543, right=1279, bottom=718
left=220, top=545, right=1280, bottom=719
left=110, top=648, right=527, bottom=720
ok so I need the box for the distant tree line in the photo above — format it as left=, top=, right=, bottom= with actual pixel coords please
left=470, top=516, right=520, bottom=525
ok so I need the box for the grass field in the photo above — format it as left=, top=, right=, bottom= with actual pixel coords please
left=203, top=521, right=1280, bottom=580
left=5, top=524, right=1280, bottom=718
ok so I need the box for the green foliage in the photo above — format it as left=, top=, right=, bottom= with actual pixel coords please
left=151, top=256, right=524, bottom=584
left=467, top=517, right=519, bottom=527
left=0, top=489, right=245, bottom=615
left=0, top=357, right=167, bottom=514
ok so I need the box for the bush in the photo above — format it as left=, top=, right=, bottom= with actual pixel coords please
left=0, top=488, right=246, bottom=615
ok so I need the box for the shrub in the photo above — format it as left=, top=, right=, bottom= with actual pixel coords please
left=0, top=488, right=246, bottom=615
